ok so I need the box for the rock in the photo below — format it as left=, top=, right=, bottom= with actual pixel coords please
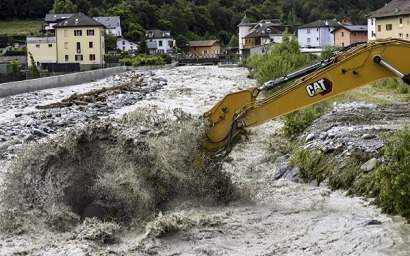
left=319, top=133, right=328, bottom=140
left=273, top=156, right=293, bottom=180
left=15, top=113, right=22, bottom=118
left=23, top=134, right=36, bottom=142
left=361, top=158, right=378, bottom=173
left=139, top=128, right=151, bottom=135
left=366, top=219, right=382, bottom=225
left=32, top=128, right=48, bottom=138
left=362, top=134, right=376, bottom=140
left=305, top=133, right=315, bottom=142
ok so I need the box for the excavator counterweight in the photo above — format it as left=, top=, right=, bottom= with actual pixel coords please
left=204, top=39, right=410, bottom=152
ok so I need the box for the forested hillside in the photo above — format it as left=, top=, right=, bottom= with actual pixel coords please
left=0, top=0, right=386, bottom=44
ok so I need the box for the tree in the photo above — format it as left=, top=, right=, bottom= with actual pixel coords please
left=52, top=0, right=78, bottom=13
left=29, top=52, right=40, bottom=79
left=227, top=35, right=239, bottom=48
left=175, top=35, right=189, bottom=52
left=105, top=33, right=118, bottom=52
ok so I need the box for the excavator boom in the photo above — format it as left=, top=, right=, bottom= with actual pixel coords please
left=204, top=39, right=410, bottom=152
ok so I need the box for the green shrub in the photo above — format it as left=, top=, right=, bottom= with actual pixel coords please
left=374, top=78, right=409, bottom=94
left=290, top=147, right=327, bottom=183
left=119, top=54, right=170, bottom=67
left=321, top=46, right=338, bottom=60
left=290, top=147, right=360, bottom=189
left=373, top=126, right=410, bottom=219
left=245, top=34, right=318, bottom=85
left=282, top=103, right=329, bottom=139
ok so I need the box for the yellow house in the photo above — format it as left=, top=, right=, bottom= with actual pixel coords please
left=27, top=13, right=105, bottom=68
left=55, top=13, right=105, bottom=65
left=27, top=37, right=57, bottom=66
left=371, top=0, right=410, bottom=41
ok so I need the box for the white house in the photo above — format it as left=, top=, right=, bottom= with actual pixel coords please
left=238, top=15, right=257, bottom=56
left=117, top=37, right=138, bottom=52
left=94, top=16, right=122, bottom=37
left=238, top=16, right=289, bottom=58
left=367, top=17, right=377, bottom=41
left=44, top=13, right=74, bottom=31
left=145, top=30, right=175, bottom=54
left=297, top=20, right=341, bottom=48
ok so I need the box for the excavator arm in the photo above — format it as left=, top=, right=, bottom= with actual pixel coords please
left=204, top=39, right=410, bottom=152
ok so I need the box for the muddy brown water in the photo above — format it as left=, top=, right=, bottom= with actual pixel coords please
left=1, top=66, right=410, bottom=255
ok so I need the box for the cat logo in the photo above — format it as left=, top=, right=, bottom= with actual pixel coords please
left=306, top=78, right=333, bottom=97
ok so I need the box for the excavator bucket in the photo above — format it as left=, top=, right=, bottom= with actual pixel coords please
left=203, top=88, right=257, bottom=151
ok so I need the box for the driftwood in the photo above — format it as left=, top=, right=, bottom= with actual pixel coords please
left=37, top=76, right=143, bottom=110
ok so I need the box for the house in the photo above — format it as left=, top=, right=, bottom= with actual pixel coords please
left=28, top=13, right=105, bottom=68
left=44, top=13, right=122, bottom=38
left=333, top=25, right=368, bottom=47
left=368, top=17, right=377, bottom=41
left=238, top=16, right=289, bottom=57
left=188, top=40, right=220, bottom=57
left=117, top=37, right=139, bottom=52
left=26, top=37, right=57, bottom=65
left=94, top=16, right=122, bottom=37
left=145, top=30, right=175, bottom=54
left=44, top=13, right=74, bottom=31
left=369, top=0, right=410, bottom=41
left=297, top=20, right=342, bottom=49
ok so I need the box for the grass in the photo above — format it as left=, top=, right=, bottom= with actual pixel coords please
left=335, top=78, right=410, bottom=105
left=0, top=20, right=42, bottom=36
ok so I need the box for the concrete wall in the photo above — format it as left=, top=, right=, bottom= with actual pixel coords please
left=0, top=66, right=129, bottom=98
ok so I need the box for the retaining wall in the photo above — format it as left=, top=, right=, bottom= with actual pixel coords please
left=0, top=66, right=131, bottom=98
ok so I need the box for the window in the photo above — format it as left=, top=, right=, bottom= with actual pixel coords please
left=342, top=32, right=344, bottom=37
left=89, top=42, right=93, bottom=48
left=400, top=18, right=403, bottom=24
left=75, top=55, right=83, bottom=61
left=307, top=37, right=311, bottom=43
left=122, top=40, right=125, bottom=45
left=158, top=40, right=163, bottom=47
left=371, top=19, right=374, bottom=25
left=35, top=44, right=40, bottom=48
left=307, top=28, right=311, bottom=34
left=378, top=25, right=382, bottom=32
left=386, top=24, right=392, bottom=31
left=89, top=54, right=95, bottom=61
left=48, top=44, right=52, bottom=48
left=87, top=29, right=95, bottom=36
left=342, top=42, right=345, bottom=47
left=76, top=42, right=81, bottom=53
left=316, top=37, right=319, bottom=41
left=65, top=55, right=69, bottom=61
left=407, top=34, right=409, bottom=39
left=74, top=30, right=82, bottom=36
left=123, top=46, right=125, bottom=51
left=64, top=42, right=69, bottom=49
left=399, top=33, right=403, bottom=38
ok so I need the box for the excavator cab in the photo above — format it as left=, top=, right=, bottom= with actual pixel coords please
left=204, top=39, right=410, bottom=153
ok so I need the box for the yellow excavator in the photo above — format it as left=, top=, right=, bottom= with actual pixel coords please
left=204, top=38, right=410, bottom=152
